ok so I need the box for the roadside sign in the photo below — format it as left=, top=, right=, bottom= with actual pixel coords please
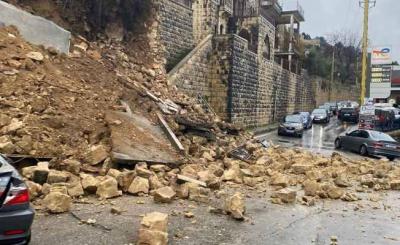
left=371, top=47, right=392, bottom=65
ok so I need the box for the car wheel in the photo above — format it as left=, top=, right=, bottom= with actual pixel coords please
left=387, top=156, right=395, bottom=161
left=334, top=138, right=341, bottom=149
left=359, top=145, right=368, bottom=156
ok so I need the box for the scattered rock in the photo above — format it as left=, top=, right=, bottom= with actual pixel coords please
left=59, top=159, right=81, bottom=175
left=137, top=212, right=168, bottom=245
left=26, top=51, right=44, bottom=61
left=128, top=176, right=149, bottom=195
left=111, top=207, right=122, bottom=215
left=271, top=188, right=297, bottom=204
left=96, top=177, right=122, bottom=199
left=47, top=170, right=69, bottom=184
left=224, top=192, right=245, bottom=220
left=42, top=192, right=71, bottom=213
left=153, top=186, right=176, bottom=203
left=85, top=145, right=108, bottom=165
left=81, top=174, right=99, bottom=193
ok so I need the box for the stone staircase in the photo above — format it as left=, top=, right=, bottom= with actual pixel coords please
left=167, top=34, right=214, bottom=114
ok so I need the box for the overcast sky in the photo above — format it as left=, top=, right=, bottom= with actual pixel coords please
left=294, top=0, right=400, bottom=62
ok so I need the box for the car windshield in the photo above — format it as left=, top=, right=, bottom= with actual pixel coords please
left=312, top=109, right=326, bottom=115
left=285, top=115, right=302, bottom=123
left=369, top=131, right=396, bottom=142
left=300, top=112, right=309, bottom=117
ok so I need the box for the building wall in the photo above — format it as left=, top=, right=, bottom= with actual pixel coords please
left=229, top=35, right=260, bottom=127
left=192, top=0, right=219, bottom=44
left=155, top=0, right=194, bottom=69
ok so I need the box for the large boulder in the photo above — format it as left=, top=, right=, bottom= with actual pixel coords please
left=26, top=180, right=42, bottom=199
left=153, top=186, right=176, bottom=203
left=42, top=192, right=71, bottom=213
left=224, top=192, right=246, bottom=220
left=135, top=163, right=153, bottom=178
left=0, top=136, right=16, bottom=154
left=96, top=177, right=122, bottom=199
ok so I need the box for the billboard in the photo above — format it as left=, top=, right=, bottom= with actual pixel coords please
left=371, top=46, right=392, bottom=65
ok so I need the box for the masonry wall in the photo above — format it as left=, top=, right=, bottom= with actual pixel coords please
left=168, top=36, right=213, bottom=99
left=155, top=0, right=194, bottom=70
left=192, top=0, right=219, bottom=44
left=229, top=35, right=260, bottom=127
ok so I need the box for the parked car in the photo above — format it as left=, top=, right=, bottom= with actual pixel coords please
left=327, top=102, right=338, bottom=115
left=319, top=105, right=333, bottom=117
left=299, top=112, right=312, bottom=129
left=311, top=109, right=330, bottom=123
left=338, top=107, right=359, bottom=123
left=278, top=114, right=304, bottom=137
left=335, top=129, right=400, bottom=161
left=0, top=155, right=34, bottom=244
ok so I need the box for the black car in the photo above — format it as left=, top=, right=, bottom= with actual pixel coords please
left=311, top=109, right=330, bottom=123
left=278, top=115, right=304, bottom=137
left=335, top=129, right=400, bottom=161
left=0, top=155, right=34, bottom=244
left=339, top=107, right=359, bottom=123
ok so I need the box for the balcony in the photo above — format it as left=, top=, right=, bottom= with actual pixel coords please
left=277, top=1, right=305, bottom=24
left=261, top=0, right=282, bottom=14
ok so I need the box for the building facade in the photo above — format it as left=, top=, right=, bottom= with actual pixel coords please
left=155, top=0, right=315, bottom=128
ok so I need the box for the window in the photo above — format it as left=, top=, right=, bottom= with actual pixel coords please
left=220, top=24, right=224, bottom=35
left=359, top=131, right=369, bottom=139
left=348, top=130, right=360, bottom=137
left=263, top=35, right=271, bottom=60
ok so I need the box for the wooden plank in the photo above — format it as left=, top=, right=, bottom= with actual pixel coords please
left=156, top=112, right=185, bottom=152
left=177, top=174, right=207, bottom=187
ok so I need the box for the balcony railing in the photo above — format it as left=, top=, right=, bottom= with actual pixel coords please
left=261, top=0, right=283, bottom=14
left=281, top=0, right=304, bottom=20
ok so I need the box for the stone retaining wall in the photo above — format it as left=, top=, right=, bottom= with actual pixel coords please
left=155, top=0, right=194, bottom=70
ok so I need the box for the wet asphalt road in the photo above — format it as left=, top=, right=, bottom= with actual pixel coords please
left=256, top=117, right=360, bottom=158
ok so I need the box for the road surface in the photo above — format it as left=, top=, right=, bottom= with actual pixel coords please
left=256, top=117, right=362, bottom=158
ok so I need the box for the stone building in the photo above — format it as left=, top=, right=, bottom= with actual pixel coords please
left=154, top=0, right=315, bottom=128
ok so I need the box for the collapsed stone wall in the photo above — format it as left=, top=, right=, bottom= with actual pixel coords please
left=313, top=78, right=360, bottom=106
left=154, top=0, right=194, bottom=71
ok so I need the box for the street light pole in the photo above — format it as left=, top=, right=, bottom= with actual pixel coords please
left=359, top=0, right=376, bottom=105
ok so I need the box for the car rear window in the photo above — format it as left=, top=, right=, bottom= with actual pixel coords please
left=370, top=131, right=396, bottom=142
left=341, top=108, right=356, bottom=113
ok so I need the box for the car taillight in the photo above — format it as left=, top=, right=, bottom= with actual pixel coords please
left=373, top=143, right=383, bottom=148
left=4, top=187, right=29, bottom=206
left=4, top=229, right=25, bottom=236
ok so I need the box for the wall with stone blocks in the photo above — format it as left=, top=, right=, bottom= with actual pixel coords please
left=228, top=35, right=260, bottom=128
left=168, top=35, right=213, bottom=99
left=155, top=0, right=194, bottom=70
left=0, top=1, right=70, bottom=53
left=192, top=0, right=220, bottom=44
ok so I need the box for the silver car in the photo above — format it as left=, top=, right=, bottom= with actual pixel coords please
left=335, top=130, right=400, bottom=161
left=0, top=155, right=34, bottom=244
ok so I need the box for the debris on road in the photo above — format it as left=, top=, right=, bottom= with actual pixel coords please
left=224, top=192, right=246, bottom=220
left=137, top=212, right=169, bottom=245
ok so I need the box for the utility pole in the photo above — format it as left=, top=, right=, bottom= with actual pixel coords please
left=359, top=0, right=376, bottom=105
left=329, top=47, right=335, bottom=101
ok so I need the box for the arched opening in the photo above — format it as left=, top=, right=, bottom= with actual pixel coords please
left=238, top=29, right=251, bottom=44
left=220, top=24, right=224, bottom=34
left=263, top=35, right=271, bottom=60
